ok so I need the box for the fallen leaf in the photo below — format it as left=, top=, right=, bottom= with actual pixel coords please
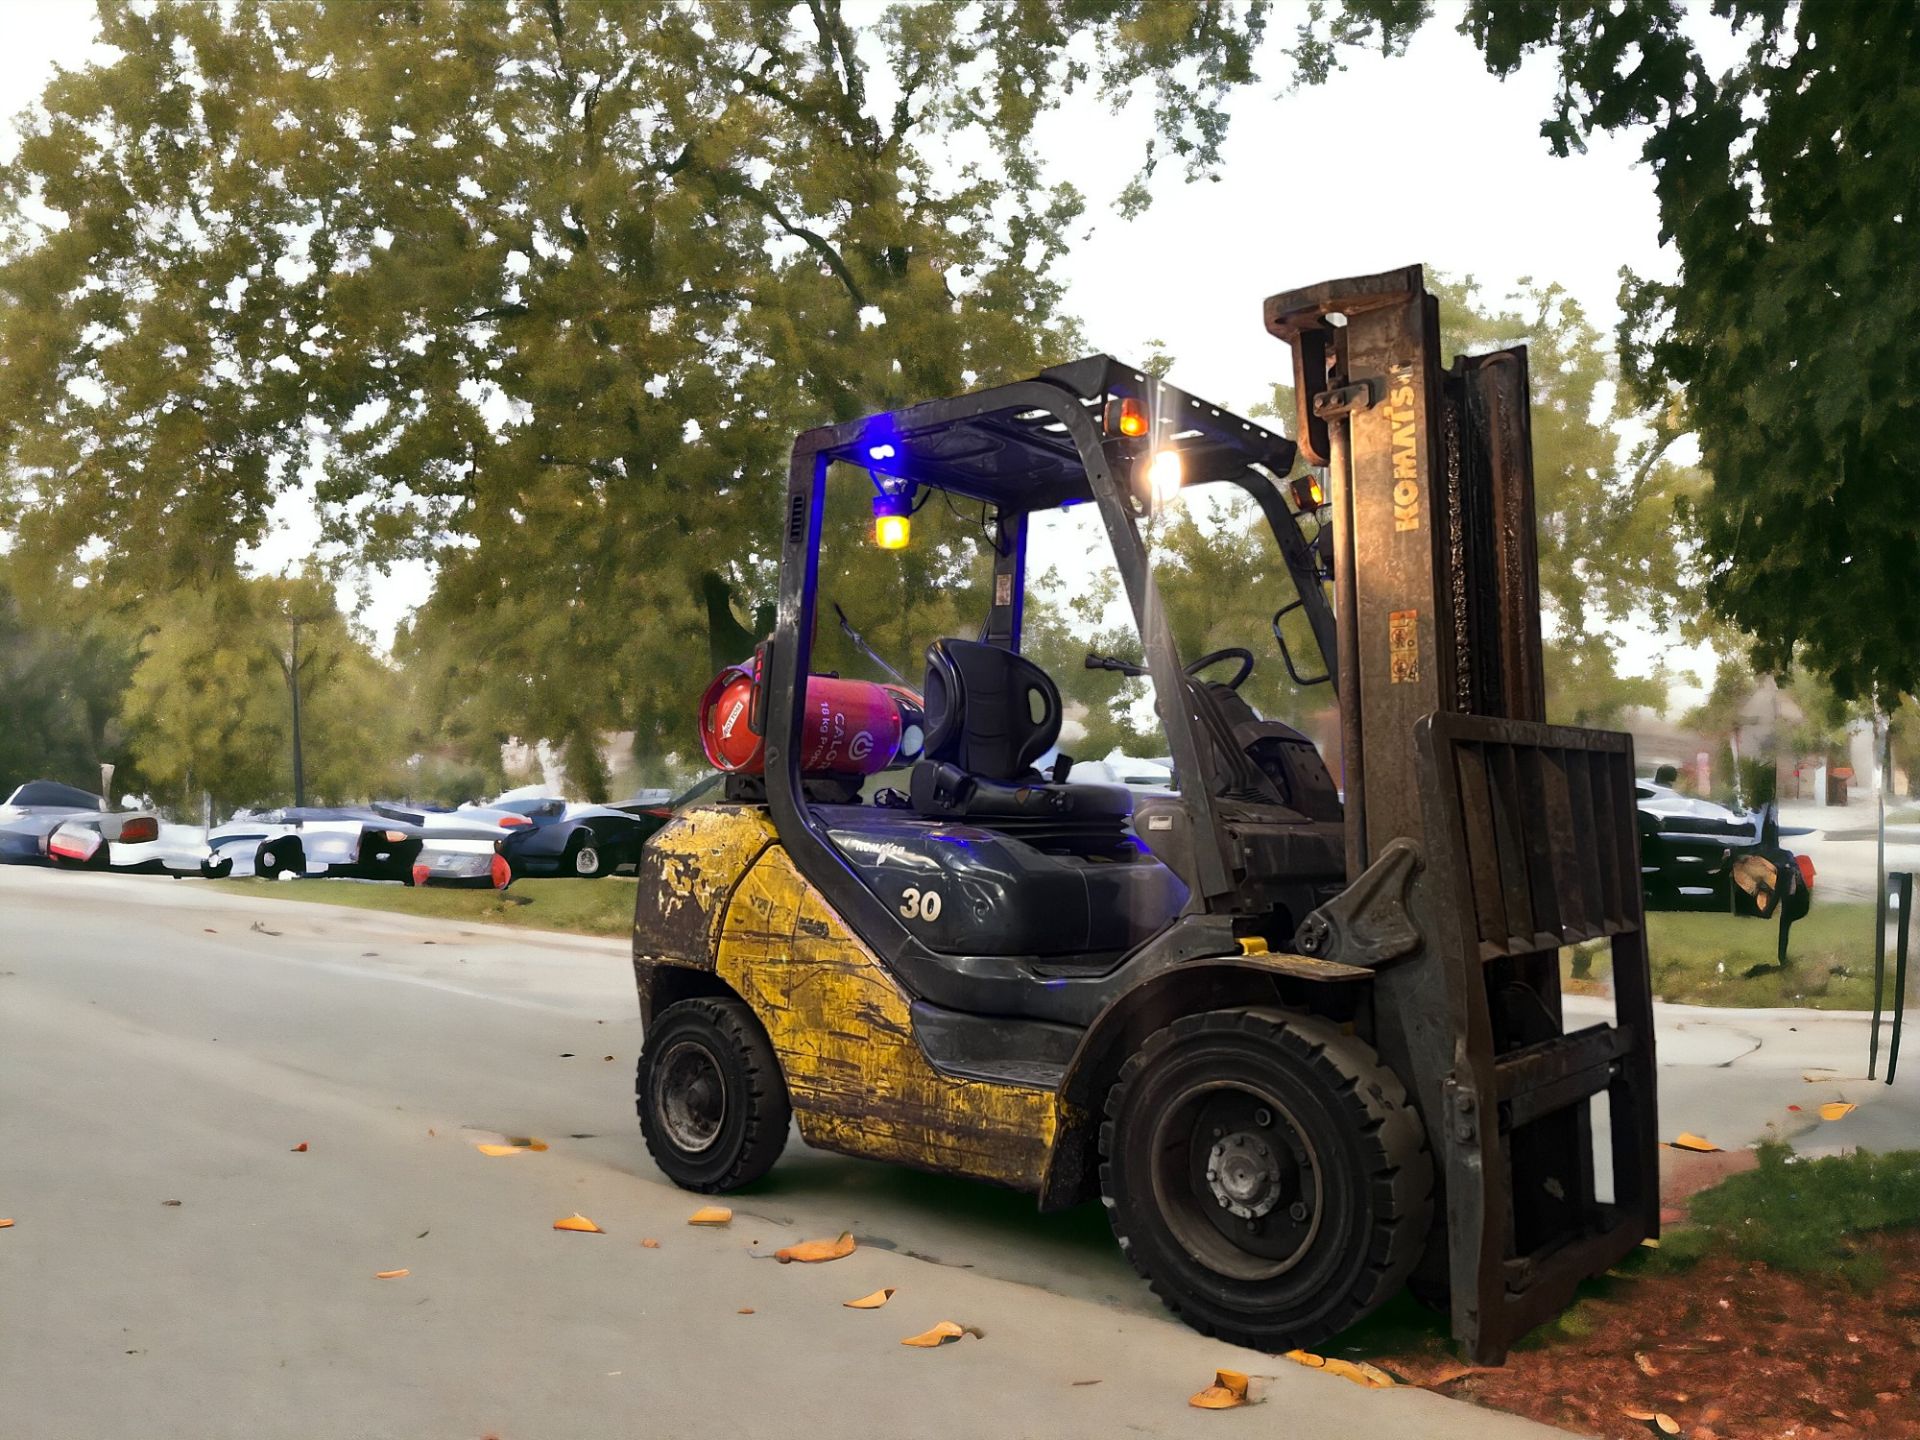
left=416, top=1230, right=429, bottom=1239
left=553, top=1213, right=604, bottom=1234
left=1283, top=1350, right=1395, bottom=1388
left=844, top=1287, right=896, bottom=1309
left=505, top=1137, right=549, bottom=1151
left=1640, top=1236, right=1661, bottom=1249
left=688, top=1206, right=733, bottom=1226
left=1623, top=1409, right=1681, bottom=1435
left=0, top=1219, right=13, bottom=1228
left=162, top=1199, right=182, bottom=1207
left=1420, top=1362, right=1487, bottom=1388
left=776, top=1231, right=855, bottom=1263
left=427, top=1128, right=435, bottom=1137
left=1667, top=1132, right=1722, bottom=1153
left=1819, top=1101, right=1857, bottom=1121
left=901, top=1321, right=967, bottom=1348
left=1189, top=1369, right=1251, bottom=1408
left=1635, top=1352, right=1660, bottom=1377
left=375, top=1269, right=410, bottom=1279
left=475, top=1144, right=529, bottom=1157
left=640, top=1238, right=660, bottom=1249
left=1071, top=1379, right=1102, bottom=1387
left=290, top=1142, right=308, bottom=1153
left=737, top=1307, right=755, bottom=1315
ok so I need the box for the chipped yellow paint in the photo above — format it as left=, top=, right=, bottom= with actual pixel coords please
left=716, top=844, right=1060, bottom=1190
left=633, top=804, right=776, bottom=964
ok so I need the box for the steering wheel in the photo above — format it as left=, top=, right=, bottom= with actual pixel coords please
left=1184, top=647, right=1255, bottom=690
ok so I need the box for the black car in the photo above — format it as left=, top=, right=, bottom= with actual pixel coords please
left=498, top=777, right=720, bottom=879
left=1637, top=775, right=1813, bottom=921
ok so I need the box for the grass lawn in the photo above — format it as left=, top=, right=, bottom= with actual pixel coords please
left=204, top=876, right=638, bottom=938
left=1567, top=900, right=1887, bottom=1008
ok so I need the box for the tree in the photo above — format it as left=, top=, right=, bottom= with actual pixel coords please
left=0, top=561, right=140, bottom=794
left=8, top=0, right=1380, bottom=768
left=120, top=573, right=407, bottom=812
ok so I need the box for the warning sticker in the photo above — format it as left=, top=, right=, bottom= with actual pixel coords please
left=994, top=574, right=1013, bottom=607
left=1389, top=609, right=1420, bottom=683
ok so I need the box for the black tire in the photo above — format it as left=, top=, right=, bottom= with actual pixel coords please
left=258, top=838, right=302, bottom=878
left=1099, top=1009, right=1432, bottom=1352
left=565, top=833, right=607, bottom=879
left=637, top=997, right=791, bottom=1192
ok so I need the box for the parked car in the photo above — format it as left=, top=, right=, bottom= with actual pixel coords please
left=1637, top=775, right=1813, bottom=921
left=204, top=807, right=424, bottom=883
left=0, top=780, right=160, bottom=870
left=375, top=802, right=522, bottom=889
left=497, top=778, right=720, bottom=879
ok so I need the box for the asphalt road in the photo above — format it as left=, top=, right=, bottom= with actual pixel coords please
left=0, top=869, right=1563, bottom=1440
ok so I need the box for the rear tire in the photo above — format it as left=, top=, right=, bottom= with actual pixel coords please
left=567, top=835, right=607, bottom=879
left=258, top=838, right=302, bottom=878
left=1099, top=1009, right=1431, bottom=1352
left=638, top=997, right=791, bottom=1192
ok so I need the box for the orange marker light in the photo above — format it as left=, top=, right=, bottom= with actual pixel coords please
left=1114, top=397, right=1148, bottom=437
left=872, top=492, right=912, bottom=549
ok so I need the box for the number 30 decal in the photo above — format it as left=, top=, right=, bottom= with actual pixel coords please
left=899, top=886, right=944, bottom=922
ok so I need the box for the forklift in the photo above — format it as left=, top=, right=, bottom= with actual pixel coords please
left=631, top=265, right=1658, bottom=1363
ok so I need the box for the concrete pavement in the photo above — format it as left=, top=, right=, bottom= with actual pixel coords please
left=0, top=869, right=1564, bottom=1440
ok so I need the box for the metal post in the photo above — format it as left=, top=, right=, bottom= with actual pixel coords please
left=1872, top=714, right=1892, bottom=1078
left=1889, top=871, right=1911, bottom=1084
left=288, top=617, right=306, bottom=808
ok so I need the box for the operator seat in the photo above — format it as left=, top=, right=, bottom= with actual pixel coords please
left=908, top=638, right=1132, bottom=830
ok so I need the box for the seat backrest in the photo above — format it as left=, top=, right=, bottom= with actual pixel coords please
left=921, top=638, right=1062, bottom=782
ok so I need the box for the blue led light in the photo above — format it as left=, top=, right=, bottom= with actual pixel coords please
left=869, top=443, right=897, bottom=460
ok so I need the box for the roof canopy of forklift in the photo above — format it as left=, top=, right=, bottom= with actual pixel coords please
left=793, top=354, right=1298, bottom=510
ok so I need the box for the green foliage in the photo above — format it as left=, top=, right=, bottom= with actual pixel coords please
left=0, top=561, right=140, bottom=794
left=119, top=572, right=406, bottom=812
left=1659, top=1142, right=1920, bottom=1290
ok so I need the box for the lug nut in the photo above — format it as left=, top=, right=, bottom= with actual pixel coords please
left=1289, top=1202, right=1308, bottom=1222
left=1254, top=1107, right=1273, bottom=1127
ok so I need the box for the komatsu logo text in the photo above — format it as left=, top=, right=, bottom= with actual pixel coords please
left=1387, top=365, right=1419, bottom=532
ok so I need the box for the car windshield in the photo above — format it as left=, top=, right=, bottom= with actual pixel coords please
left=8, top=781, right=105, bottom=809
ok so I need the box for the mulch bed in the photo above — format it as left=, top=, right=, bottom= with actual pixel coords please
left=1381, top=1232, right=1920, bottom=1439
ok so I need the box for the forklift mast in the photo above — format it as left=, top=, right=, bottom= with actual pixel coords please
left=1269, top=266, right=1659, bottom=1362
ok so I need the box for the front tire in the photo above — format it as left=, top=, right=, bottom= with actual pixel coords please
left=1099, top=1009, right=1431, bottom=1352
left=638, top=997, right=791, bottom=1192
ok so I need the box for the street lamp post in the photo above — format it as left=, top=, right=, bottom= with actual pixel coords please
left=278, top=613, right=324, bottom=808
left=288, top=617, right=306, bottom=808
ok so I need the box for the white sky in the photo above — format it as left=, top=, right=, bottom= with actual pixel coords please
left=0, top=0, right=1734, bottom=698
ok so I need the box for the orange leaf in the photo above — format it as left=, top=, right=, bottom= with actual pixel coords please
left=1819, top=1102, right=1857, bottom=1121
left=1634, top=1352, right=1660, bottom=1377
left=0, top=1219, right=13, bottom=1229
left=1189, top=1369, right=1251, bottom=1408
left=640, top=1238, right=660, bottom=1249
left=1667, top=1132, right=1722, bottom=1153
left=737, top=1307, right=755, bottom=1315
left=1282, top=1351, right=1393, bottom=1388
left=1622, top=1410, right=1681, bottom=1435
left=776, top=1231, right=855, bottom=1264
left=687, top=1206, right=733, bottom=1226
left=374, top=1269, right=409, bottom=1279
left=553, top=1213, right=603, bottom=1234
left=844, top=1287, right=896, bottom=1309
left=475, top=1144, right=527, bottom=1157
left=901, top=1321, right=966, bottom=1348
left=505, top=1137, right=549, bottom=1151
left=290, top=1142, right=308, bottom=1153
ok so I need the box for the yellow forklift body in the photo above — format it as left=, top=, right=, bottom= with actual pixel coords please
left=639, top=805, right=1060, bottom=1188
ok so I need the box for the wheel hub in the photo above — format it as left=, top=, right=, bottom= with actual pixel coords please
left=1206, top=1132, right=1283, bottom=1219
left=656, top=1039, right=727, bottom=1154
